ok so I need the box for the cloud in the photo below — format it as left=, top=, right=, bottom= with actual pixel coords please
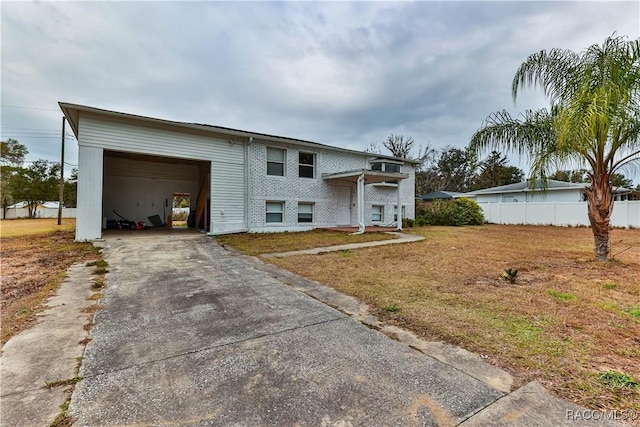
left=2, top=1, right=638, bottom=181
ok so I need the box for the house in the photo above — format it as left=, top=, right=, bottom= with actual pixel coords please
left=59, top=103, right=418, bottom=241
left=1, top=201, right=77, bottom=219
left=461, top=179, right=637, bottom=203
left=418, top=191, right=462, bottom=202
left=459, top=179, right=639, bottom=227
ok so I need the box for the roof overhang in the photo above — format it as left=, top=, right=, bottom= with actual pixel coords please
left=322, top=169, right=408, bottom=184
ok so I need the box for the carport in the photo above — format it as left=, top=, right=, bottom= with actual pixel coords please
left=102, top=151, right=210, bottom=232
left=61, top=102, right=248, bottom=241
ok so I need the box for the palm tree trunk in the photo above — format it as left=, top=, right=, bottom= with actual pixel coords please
left=585, top=174, right=613, bottom=261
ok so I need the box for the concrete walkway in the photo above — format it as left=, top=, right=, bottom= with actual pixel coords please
left=262, top=231, right=425, bottom=258
left=1, top=233, right=629, bottom=426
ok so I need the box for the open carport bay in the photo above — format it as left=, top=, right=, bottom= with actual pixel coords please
left=70, top=234, right=503, bottom=426
left=103, top=152, right=210, bottom=230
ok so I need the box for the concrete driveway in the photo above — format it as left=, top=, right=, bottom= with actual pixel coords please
left=69, top=232, right=620, bottom=426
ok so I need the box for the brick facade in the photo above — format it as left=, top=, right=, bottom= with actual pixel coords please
left=248, top=140, right=415, bottom=232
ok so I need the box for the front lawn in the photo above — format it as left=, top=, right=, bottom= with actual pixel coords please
left=220, top=225, right=640, bottom=412
left=216, top=228, right=397, bottom=256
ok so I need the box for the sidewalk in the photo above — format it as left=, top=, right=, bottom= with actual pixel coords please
left=262, top=231, right=425, bottom=258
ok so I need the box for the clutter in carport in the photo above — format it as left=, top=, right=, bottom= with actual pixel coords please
left=112, top=210, right=150, bottom=230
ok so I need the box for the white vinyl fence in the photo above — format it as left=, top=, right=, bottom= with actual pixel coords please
left=1, top=207, right=77, bottom=219
left=479, top=201, right=639, bottom=228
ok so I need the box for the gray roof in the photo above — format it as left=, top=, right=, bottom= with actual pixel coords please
left=463, top=179, right=633, bottom=196
left=419, top=191, right=462, bottom=201
left=464, top=179, right=586, bottom=196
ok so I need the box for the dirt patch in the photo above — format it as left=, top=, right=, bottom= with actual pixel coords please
left=1, top=230, right=99, bottom=346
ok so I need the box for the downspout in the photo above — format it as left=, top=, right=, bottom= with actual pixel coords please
left=245, top=137, right=252, bottom=230
left=351, top=172, right=366, bottom=235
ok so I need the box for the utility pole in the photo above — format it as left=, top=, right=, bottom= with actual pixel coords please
left=57, top=117, right=65, bottom=226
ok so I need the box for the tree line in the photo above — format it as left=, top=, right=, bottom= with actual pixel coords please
left=1, top=138, right=77, bottom=218
left=371, top=134, right=635, bottom=196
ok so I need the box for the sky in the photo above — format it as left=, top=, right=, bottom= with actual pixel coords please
left=2, top=1, right=639, bottom=180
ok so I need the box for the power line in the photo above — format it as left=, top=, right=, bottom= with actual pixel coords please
left=1, top=104, right=60, bottom=112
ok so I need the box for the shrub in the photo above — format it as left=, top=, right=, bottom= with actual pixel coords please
left=402, top=218, right=415, bottom=228
left=416, top=198, right=484, bottom=226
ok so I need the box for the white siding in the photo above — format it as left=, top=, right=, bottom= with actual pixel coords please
left=76, top=146, right=103, bottom=240
left=77, top=113, right=247, bottom=236
left=211, top=160, right=246, bottom=234
left=79, top=113, right=243, bottom=163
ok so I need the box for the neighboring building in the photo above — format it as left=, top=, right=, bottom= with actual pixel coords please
left=460, top=179, right=636, bottom=203
left=418, top=191, right=462, bottom=202
left=60, top=103, right=418, bottom=241
left=1, top=201, right=77, bottom=219
left=459, top=179, right=639, bottom=228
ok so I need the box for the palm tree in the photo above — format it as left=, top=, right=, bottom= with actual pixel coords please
left=470, top=35, right=640, bottom=260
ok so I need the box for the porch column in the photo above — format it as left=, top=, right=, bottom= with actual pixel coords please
left=397, top=179, right=402, bottom=230
left=356, top=172, right=365, bottom=233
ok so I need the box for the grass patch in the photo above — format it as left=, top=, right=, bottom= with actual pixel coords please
left=86, top=259, right=108, bottom=268
left=598, top=371, right=640, bottom=389
left=50, top=399, right=73, bottom=427
left=547, top=289, right=578, bottom=301
left=216, top=229, right=397, bottom=256
left=45, top=376, right=83, bottom=389
left=227, top=224, right=640, bottom=412
left=93, top=266, right=109, bottom=275
left=1, top=229, right=101, bottom=346
left=87, top=293, right=103, bottom=301
left=91, top=279, right=106, bottom=291
left=627, top=308, right=640, bottom=319
left=0, top=218, right=76, bottom=238
left=383, top=304, right=401, bottom=313
left=603, top=282, right=618, bottom=290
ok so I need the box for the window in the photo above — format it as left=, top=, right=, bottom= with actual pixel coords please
left=370, top=161, right=401, bottom=184
left=370, top=161, right=401, bottom=173
left=267, top=147, right=285, bottom=176
left=298, top=152, right=315, bottom=178
left=266, top=201, right=284, bottom=223
left=394, top=205, right=406, bottom=222
left=372, top=205, right=383, bottom=222
left=298, top=203, right=314, bottom=223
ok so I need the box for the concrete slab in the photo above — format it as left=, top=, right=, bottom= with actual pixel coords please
left=0, top=263, right=97, bottom=427
left=460, top=381, right=630, bottom=427
left=70, top=234, right=503, bottom=426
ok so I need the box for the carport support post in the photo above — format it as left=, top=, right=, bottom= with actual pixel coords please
left=57, top=117, right=65, bottom=226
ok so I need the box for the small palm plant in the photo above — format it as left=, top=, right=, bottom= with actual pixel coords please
left=501, top=268, right=518, bottom=284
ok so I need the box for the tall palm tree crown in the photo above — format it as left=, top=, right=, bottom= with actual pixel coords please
left=470, top=35, right=640, bottom=260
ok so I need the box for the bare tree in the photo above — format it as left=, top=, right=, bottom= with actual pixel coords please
left=382, top=134, right=415, bottom=158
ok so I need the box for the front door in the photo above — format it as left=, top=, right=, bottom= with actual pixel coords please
left=337, top=186, right=352, bottom=225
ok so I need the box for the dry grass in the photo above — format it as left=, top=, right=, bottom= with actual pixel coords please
left=216, top=228, right=397, bottom=256
left=224, top=225, right=640, bottom=412
left=0, top=227, right=99, bottom=346
left=0, top=218, right=76, bottom=238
